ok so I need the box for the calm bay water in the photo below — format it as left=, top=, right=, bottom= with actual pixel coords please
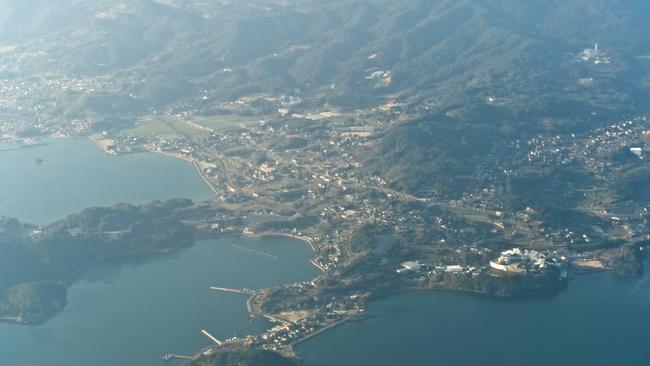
left=2, top=137, right=649, bottom=366
left=299, top=262, right=650, bottom=366
left=0, top=138, right=318, bottom=366
left=0, top=237, right=318, bottom=366
left=0, top=138, right=213, bottom=224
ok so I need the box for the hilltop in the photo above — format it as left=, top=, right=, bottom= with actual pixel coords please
left=2, top=1, right=649, bottom=194
left=1, top=0, right=648, bottom=109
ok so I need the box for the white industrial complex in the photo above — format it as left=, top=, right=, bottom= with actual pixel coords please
left=489, top=248, right=557, bottom=274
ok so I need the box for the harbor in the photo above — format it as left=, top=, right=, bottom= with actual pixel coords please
left=0, top=137, right=48, bottom=152
left=0, top=235, right=318, bottom=366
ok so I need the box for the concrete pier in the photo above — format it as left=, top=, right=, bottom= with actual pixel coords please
left=210, top=286, right=258, bottom=295
left=201, top=329, right=223, bottom=346
left=162, top=354, right=196, bottom=361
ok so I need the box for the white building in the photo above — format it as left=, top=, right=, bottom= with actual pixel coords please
left=630, top=147, right=645, bottom=159
left=444, top=265, right=464, bottom=273
left=490, top=248, right=549, bottom=273
left=396, top=261, right=423, bottom=274
left=580, top=43, right=610, bottom=64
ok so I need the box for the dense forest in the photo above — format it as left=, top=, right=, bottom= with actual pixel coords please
left=189, top=346, right=301, bottom=366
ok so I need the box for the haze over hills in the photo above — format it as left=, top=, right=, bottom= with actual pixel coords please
left=1, top=0, right=649, bottom=108
left=2, top=2, right=650, bottom=365
left=2, top=1, right=649, bottom=185
left=1, top=0, right=648, bottom=252
left=1, top=1, right=648, bottom=245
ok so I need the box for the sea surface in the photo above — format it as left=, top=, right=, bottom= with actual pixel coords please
left=0, top=237, right=318, bottom=366
left=2, top=137, right=649, bottom=366
left=299, top=261, right=650, bottom=366
left=0, top=138, right=318, bottom=366
left=0, top=138, right=213, bottom=224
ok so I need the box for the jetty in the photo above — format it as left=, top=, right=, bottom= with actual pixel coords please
left=201, top=329, right=223, bottom=346
left=162, top=354, right=196, bottom=361
left=0, top=316, right=23, bottom=323
left=193, top=159, right=220, bottom=195
left=210, top=286, right=258, bottom=295
left=291, top=317, right=350, bottom=346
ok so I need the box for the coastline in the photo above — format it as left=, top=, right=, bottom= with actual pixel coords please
left=85, top=136, right=221, bottom=197
left=87, top=134, right=117, bottom=155
left=192, top=159, right=220, bottom=196
left=11, top=134, right=641, bottom=365
left=67, top=240, right=194, bottom=285
left=0, top=239, right=196, bottom=326
left=241, top=231, right=325, bottom=273
left=144, top=148, right=221, bottom=197
left=43, top=134, right=571, bottom=358
left=1, top=231, right=319, bottom=326
left=243, top=231, right=317, bottom=253
left=291, top=317, right=351, bottom=346
left=281, top=276, right=570, bottom=349
left=0, top=317, right=23, bottom=324
left=85, top=134, right=330, bottom=276
left=148, top=148, right=194, bottom=163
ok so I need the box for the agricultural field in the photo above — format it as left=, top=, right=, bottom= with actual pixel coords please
left=127, top=115, right=211, bottom=138
left=190, top=114, right=261, bottom=131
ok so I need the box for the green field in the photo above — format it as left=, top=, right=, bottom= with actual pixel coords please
left=127, top=116, right=210, bottom=138
left=190, top=114, right=261, bottom=131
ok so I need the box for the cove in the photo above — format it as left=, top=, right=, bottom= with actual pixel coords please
left=0, top=137, right=319, bottom=366
left=0, top=138, right=213, bottom=224
left=0, top=236, right=319, bottom=366
left=298, top=260, right=650, bottom=366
